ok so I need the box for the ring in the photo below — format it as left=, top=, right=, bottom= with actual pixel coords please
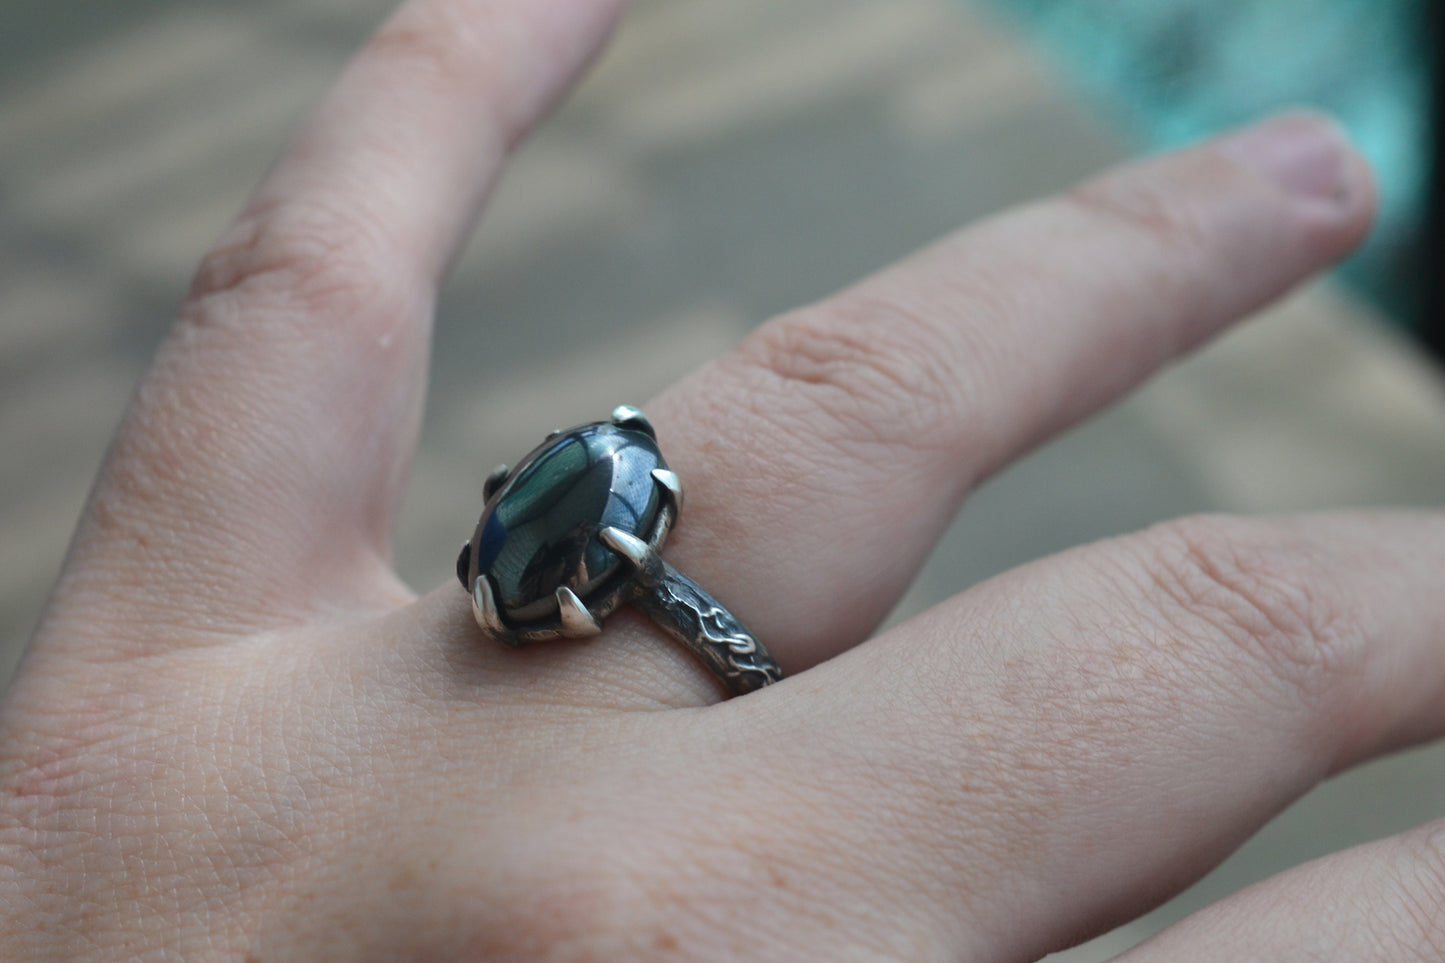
left=456, top=406, right=784, bottom=696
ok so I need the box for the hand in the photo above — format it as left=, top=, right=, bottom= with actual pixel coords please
left=3, top=1, right=1437, bottom=959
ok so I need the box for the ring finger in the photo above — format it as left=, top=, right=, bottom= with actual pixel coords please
left=417, top=112, right=1376, bottom=705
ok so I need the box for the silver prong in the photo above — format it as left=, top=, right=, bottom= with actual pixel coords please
left=483, top=464, right=510, bottom=500
left=555, top=586, right=603, bottom=638
left=599, top=526, right=658, bottom=573
left=456, top=541, right=472, bottom=589
left=471, top=575, right=507, bottom=637
left=650, top=469, right=683, bottom=514
left=610, top=405, right=655, bottom=438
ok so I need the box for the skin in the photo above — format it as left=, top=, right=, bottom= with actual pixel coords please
left=1, top=0, right=1442, bottom=959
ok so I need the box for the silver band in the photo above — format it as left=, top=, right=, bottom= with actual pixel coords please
left=598, top=528, right=783, bottom=696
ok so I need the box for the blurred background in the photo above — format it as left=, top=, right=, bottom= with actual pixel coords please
left=1, top=0, right=1442, bottom=958
left=992, top=0, right=1439, bottom=327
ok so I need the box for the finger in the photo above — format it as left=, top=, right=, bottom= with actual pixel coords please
left=720, top=512, right=1445, bottom=960
left=1117, top=821, right=1445, bottom=961
left=62, top=0, right=626, bottom=639
left=650, top=112, right=1375, bottom=670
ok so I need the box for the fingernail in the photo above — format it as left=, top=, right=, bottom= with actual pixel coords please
left=1216, top=113, right=1352, bottom=204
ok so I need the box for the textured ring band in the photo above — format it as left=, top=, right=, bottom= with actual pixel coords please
left=456, top=406, right=784, bottom=696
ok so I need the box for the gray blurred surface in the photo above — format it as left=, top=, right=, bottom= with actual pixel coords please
left=1, top=1, right=1443, bottom=958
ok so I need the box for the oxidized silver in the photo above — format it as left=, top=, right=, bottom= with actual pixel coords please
left=457, top=406, right=783, bottom=697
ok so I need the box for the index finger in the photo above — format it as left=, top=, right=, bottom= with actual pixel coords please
left=52, top=0, right=626, bottom=647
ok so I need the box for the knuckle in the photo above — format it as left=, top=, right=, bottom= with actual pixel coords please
left=367, top=17, right=473, bottom=80
left=364, top=5, right=520, bottom=144
left=735, top=296, right=979, bottom=452
left=186, top=200, right=422, bottom=340
left=1131, top=515, right=1366, bottom=708
left=1068, top=164, right=1215, bottom=266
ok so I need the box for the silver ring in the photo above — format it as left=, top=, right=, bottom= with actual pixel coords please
left=456, top=406, right=783, bottom=697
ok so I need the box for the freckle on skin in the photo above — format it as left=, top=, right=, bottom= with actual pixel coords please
left=768, top=866, right=786, bottom=889
left=654, top=932, right=679, bottom=951
left=389, top=866, right=418, bottom=892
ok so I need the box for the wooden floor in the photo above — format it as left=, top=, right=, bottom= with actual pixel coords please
left=2, top=1, right=1443, bottom=958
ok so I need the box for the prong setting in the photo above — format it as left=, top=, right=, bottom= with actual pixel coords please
left=462, top=412, right=677, bottom=646
left=555, top=586, right=604, bottom=637
left=456, top=541, right=472, bottom=590
left=650, top=468, right=683, bottom=514
left=472, top=575, right=518, bottom=644
left=483, top=464, right=510, bottom=500
left=610, top=405, right=656, bottom=438
left=458, top=409, right=782, bottom=694
left=599, top=526, right=664, bottom=586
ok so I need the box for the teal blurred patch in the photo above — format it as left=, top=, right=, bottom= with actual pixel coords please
left=981, top=0, right=1430, bottom=322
